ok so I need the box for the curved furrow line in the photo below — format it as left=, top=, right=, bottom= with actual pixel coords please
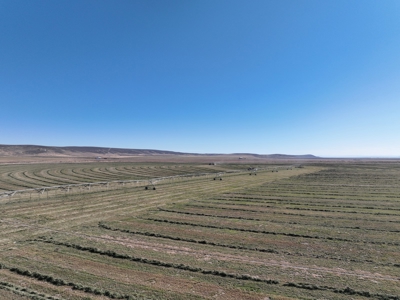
left=43, top=169, right=82, bottom=185
left=58, top=168, right=97, bottom=183
left=70, top=168, right=110, bottom=182
left=24, top=171, right=62, bottom=186
left=5, top=172, right=39, bottom=189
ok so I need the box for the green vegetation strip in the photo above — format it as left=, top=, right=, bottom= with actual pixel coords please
left=182, top=204, right=400, bottom=224
left=187, top=203, right=400, bottom=217
left=159, top=206, right=268, bottom=221
left=282, top=282, right=400, bottom=300
left=5, top=249, right=399, bottom=300
left=145, top=217, right=400, bottom=246
left=99, top=222, right=400, bottom=266
left=34, top=238, right=279, bottom=285
left=158, top=207, right=400, bottom=233
left=0, top=281, right=61, bottom=300
left=211, top=196, right=400, bottom=211
left=0, top=263, right=138, bottom=299
left=98, top=222, right=279, bottom=253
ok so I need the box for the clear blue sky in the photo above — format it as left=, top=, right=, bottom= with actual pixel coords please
left=1, top=0, right=399, bottom=157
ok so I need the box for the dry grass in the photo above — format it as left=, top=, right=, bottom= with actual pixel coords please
left=1, top=157, right=399, bottom=299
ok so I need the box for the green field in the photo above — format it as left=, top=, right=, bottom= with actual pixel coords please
left=1, top=161, right=399, bottom=299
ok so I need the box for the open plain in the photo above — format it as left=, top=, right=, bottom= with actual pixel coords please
left=0, top=155, right=399, bottom=300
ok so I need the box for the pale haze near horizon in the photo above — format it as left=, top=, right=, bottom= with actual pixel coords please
left=1, top=0, right=399, bottom=157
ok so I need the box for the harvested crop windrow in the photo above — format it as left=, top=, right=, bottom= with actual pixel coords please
left=144, top=217, right=400, bottom=246
left=169, top=203, right=400, bottom=224
left=185, top=202, right=400, bottom=217
left=0, top=281, right=60, bottom=300
left=6, top=248, right=399, bottom=300
left=34, top=237, right=280, bottom=285
left=5, top=266, right=133, bottom=299
left=157, top=206, right=400, bottom=232
left=282, top=282, right=400, bottom=300
left=98, top=222, right=400, bottom=266
left=207, top=195, right=400, bottom=211
left=98, top=222, right=280, bottom=254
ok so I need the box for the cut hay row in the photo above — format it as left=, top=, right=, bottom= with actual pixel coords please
left=97, top=221, right=397, bottom=267
left=156, top=205, right=400, bottom=233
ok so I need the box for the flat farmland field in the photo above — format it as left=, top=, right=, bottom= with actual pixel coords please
left=1, top=160, right=400, bottom=300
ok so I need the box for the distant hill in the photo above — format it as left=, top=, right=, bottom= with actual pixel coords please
left=0, top=144, right=319, bottom=159
left=0, top=145, right=186, bottom=157
left=233, top=153, right=318, bottom=159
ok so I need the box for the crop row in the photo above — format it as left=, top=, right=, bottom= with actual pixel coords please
left=141, top=207, right=400, bottom=266
left=35, top=237, right=280, bottom=285
left=2, top=266, right=133, bottom=299
left=98, top=221, right=392, bottom=265
left=144, top=217, right=400, bottom=247
left=157, top=207, right=400, bottom=233
left=99, top=221, right=279, bottom=253
left=19, top=240, right=400, bottom=300
left=248, top=184, right=400, bottom=195
left=212, top=195, right=400, bottom=210
left=282, top=282, right=400, bottom=300
left=186, top=202, right=400, bottom=217
left=181, top=203, right=400, bottom=223
left=0, top=281, right=57, bottom=300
